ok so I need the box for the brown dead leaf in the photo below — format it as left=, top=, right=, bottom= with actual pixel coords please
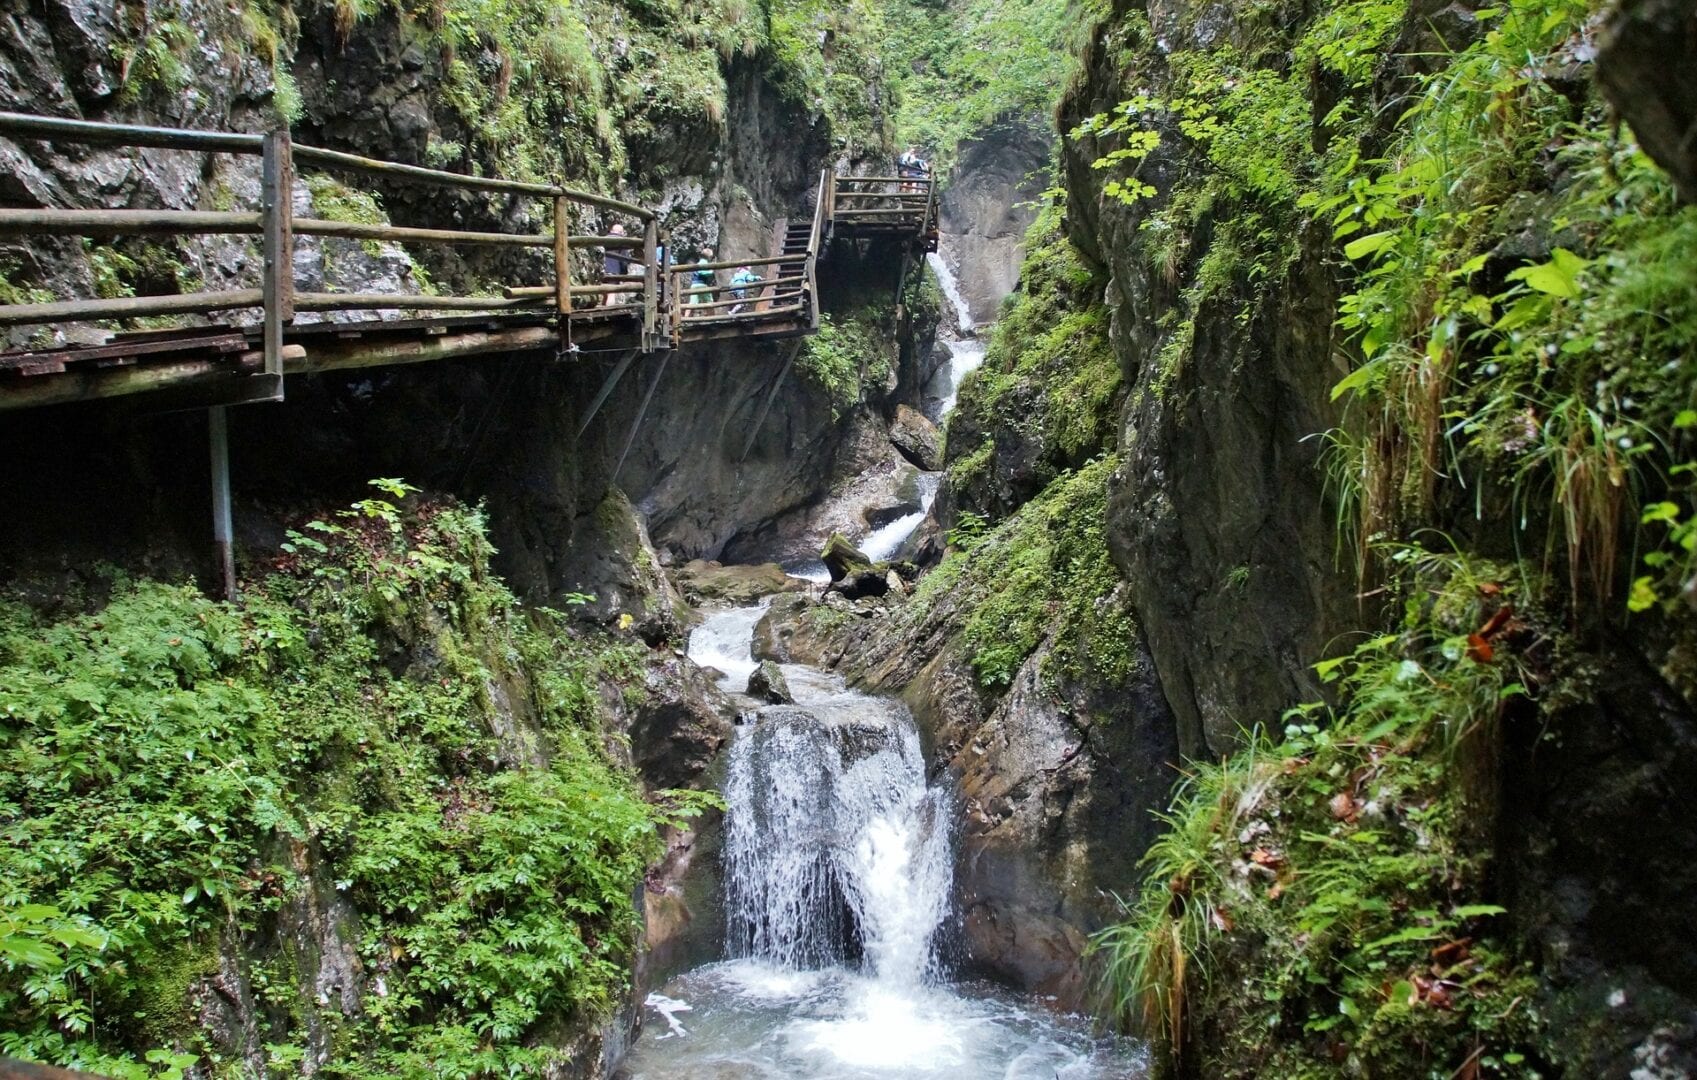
left=1430, top=937, right=1473, bottom=968
left=1466, top=633, right=1494, bottom=663
left=1478, top=581, right=1503, bottom=596
left=1210, top=907, right=1235, bottom=933
left=1250, top=848, right=1284, bottom=868
left=1478, top=605, right=1514, bottom=638
left=1266, top=879, right=1286, bottom=901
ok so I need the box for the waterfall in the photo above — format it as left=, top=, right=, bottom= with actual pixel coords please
left=623, top=610, right=1146, bottom=1078
left=723, top=696, right=952, bottom=984
left=927, top=252, right=975, bottom=335
left=686, top=601, right=770, bottom=688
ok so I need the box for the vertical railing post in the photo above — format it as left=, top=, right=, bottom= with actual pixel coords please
left=553, top=194, right=570, bottom=316
left=260, top=129, right=292, bottom=397
left=209, top=405, right=237, bottom=602
left=641, top=217, right=659, bottom=351
left=669, top=264, right=682, bottom=346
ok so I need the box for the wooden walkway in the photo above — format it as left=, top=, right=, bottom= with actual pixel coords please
left=0, top=112, right=939, bottom=413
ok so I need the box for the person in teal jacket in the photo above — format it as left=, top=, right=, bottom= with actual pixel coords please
left=728, top=265, right=761, bottom=314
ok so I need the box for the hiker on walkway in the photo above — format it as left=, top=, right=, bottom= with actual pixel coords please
left=600, top=222, right=633, bottom=306
left=686, top=255, right=716, bottom=314
left=897, top=146, right=928, bottom=193
left=728, top=265, right=761, bottom=314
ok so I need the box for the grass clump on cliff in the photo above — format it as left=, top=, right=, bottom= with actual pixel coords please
left=952, top=204, right=1122, bottom=475
left=1094, top=545, right=1547, bottom=1077
left=0, top=483, right=699, bottom=1076
left=797, top=310, right=893, bottom=421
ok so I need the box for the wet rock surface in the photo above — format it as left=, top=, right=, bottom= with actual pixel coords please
left=746, top=659, right=793, bottom=704
left=889, top=403, right=943, bottom=471
left=1597, top=0, right=1697, bottom=204
left=936, top=117, right=1053, bottom=326
left=672, top=560, right=803, bottom=606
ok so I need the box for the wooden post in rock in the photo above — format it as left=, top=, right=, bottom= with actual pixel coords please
left=260, top=129, right=293, bottom=397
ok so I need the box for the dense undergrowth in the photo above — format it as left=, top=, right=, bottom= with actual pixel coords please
left=1066, top=0, right=1697, bottom=1073
left=1096, top=544, right=1552, bottom=1077
left=0, top=484, right=700, bottom=1076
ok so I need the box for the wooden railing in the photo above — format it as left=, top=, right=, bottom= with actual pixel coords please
left=0, top=112, right=667, bottom=398
left=662, top=170, right=829, bottom=346
left=825, top=173, right=938, bottom=249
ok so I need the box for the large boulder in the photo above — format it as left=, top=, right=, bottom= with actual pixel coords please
left=671, top=559, right=802, bottom=605
left=889, top=404, right=942, bottom=471
left=1597, top=0, right=1697, bottom=204
left=555, top=489, right=684, bottom=645
left=820, top=532, right=873, bottom=581
left=746, top=659, right=792, bottom=704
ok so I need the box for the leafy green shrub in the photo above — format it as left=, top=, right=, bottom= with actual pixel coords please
left=0, top=484, right=688, bottom=1075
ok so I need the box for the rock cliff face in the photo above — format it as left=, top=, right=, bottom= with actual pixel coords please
left=1056, top=33, right=1354, bottom=761
left=1048, top=0, right=1697, bottom=1071
left=936, top=117, right=1052, bottom=327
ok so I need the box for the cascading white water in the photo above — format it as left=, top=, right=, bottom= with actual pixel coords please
left=621, top=611, right=1146, bottom=1079
left=927, top=338, right=988, bottom=423
left=927, top=252, right=976, bottom=335
left=858, top=473, right=941, bottom=564
left=723, top=695, right=952, bottom=983
left=686, top=600, right=770, bottom=688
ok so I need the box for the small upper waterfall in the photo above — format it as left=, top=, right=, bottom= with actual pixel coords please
left=927, top=251, right=976, bottom=335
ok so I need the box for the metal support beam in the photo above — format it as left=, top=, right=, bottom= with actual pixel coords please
left=614, top=352, right=671, bottom=482
left=741, top=340, right=804, bottom=462
left=575, top=349, right=639, bottom=438
left=209, top=406, right=237, bottom=601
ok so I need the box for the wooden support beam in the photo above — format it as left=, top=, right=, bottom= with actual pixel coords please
left=553, top=195, right=570, bottom=315
left=260, top=129, right=292, bottom=393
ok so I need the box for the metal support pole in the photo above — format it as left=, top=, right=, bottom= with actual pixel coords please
left=209, top=406, right=237, bottom=601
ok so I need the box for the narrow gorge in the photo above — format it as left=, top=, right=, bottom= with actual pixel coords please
left=3, top=0, right=1696, bottom=1078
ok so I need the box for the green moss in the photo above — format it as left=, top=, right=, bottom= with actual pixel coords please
left=911, top=457, right=1134, bottom=692
left=796, top=311, right=891, bottom=420
left=954, top=205, right=1123, bottom=473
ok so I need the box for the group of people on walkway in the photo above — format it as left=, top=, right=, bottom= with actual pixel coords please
left=595, top=146, right=928, bottom=313
left=598, top=229, right=769, bottom=315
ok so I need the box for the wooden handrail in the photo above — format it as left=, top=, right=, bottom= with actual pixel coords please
left=0, top=111, right=264, bottom=153
left=0, top=209, right=264, bottom=236
left=665, top=253, right=796, bottom=275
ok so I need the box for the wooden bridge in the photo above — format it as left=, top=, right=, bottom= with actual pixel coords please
left=0, top=112, right=938, bottom=414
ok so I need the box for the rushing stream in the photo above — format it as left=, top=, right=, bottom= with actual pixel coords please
left=616, top=607, right=1145, bottom=1078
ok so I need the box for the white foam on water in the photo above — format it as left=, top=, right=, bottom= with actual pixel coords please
left=858, top=473, right=941, bottom=564
left=645, top=993, right=693, bottom=1039
left=929, top=337, right=989, bottom=421
left=686, top=600, right=770, bottom=690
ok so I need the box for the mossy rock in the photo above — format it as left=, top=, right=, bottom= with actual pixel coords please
left=821, top=532, right=874, bottom=581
